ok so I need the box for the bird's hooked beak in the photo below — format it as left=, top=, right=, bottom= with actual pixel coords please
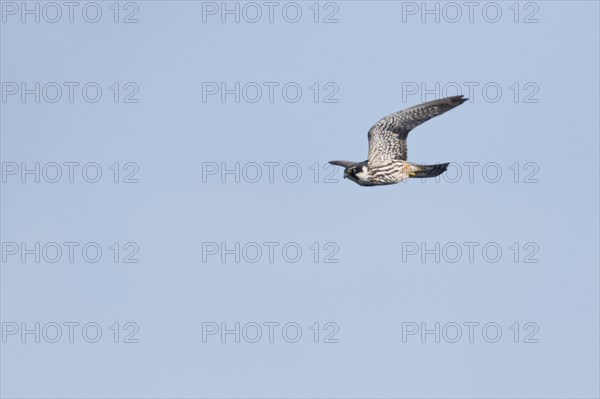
left=329, top=161, right=354, bottom=179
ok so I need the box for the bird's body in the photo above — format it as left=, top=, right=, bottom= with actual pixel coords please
left=330, top=95, right=467, bottom=186
left=344, top=160, right=412, bottom=186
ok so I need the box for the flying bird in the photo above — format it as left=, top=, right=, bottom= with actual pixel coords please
left=330, top=95, right=467, bottom=186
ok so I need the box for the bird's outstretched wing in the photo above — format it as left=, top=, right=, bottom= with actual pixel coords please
left=367, top=95, right=467, bottom=166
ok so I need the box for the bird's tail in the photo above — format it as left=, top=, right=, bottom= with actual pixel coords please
left=409, top=163, right=450, bottom=178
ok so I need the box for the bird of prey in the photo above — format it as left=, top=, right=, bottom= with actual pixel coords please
left=330, top=95, right=467, bottom=186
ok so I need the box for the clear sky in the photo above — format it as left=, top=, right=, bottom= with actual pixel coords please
left=1, top=1, right=599, bottom=398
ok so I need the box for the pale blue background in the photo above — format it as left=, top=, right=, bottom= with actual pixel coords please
left=1, top=1, right=599, bottom=398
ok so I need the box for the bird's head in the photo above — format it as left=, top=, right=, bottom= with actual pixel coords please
left=329, top=160, right=369, bottom=185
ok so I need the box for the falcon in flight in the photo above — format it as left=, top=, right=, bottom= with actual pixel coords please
left=330, top=95, right=467, bottom=186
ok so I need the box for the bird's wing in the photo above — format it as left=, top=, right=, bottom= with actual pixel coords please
left=367, top=95, right=467, bottom=166
left=329, top=160, right=355, bottom=168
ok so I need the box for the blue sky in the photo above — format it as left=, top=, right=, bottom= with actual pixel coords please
left=1, top=1, right=599, bottom=398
